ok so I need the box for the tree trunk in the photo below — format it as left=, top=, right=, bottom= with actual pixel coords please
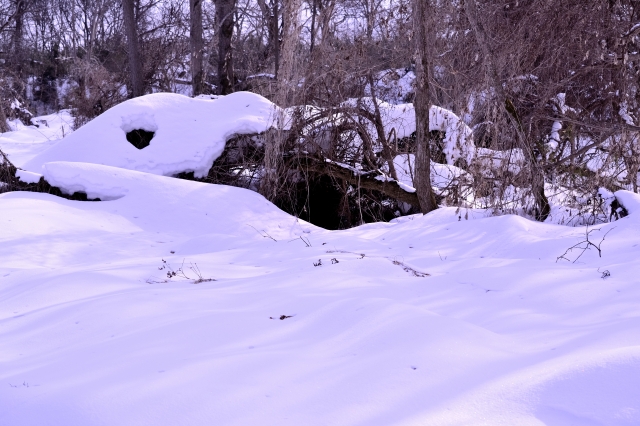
left=273, top=0, right=280, bottom=78
left=256, top=0, right=279, bottom=69
left=261, top=0, right=302, bottom=201
left=310, top=0, right=317, bottom=54
left=10, top=0, right=26, bottom=79
left=0, top=102, right=9, bottom=133
left=216, top=0, right=235, bottom=95
left=277, top=0, right=302, bottom=101
left=362, top=75, right=399, bottom=180
left=122, top=0, right=144, bottom=97
left=190, top=0, right=204, bottom=96
left=307, top=0, right=336, bottom=67
left=412, top=0, right=438, bottom=214
left=11, top=0, right=25, bottom=56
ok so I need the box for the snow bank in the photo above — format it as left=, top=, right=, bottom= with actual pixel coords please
left=366, top=68, right=416, bottom=104
left=382, top=103, right=475, bottom=166
left=615, top=190, right=640, bottom=215
left=34, top=161, right=314, bottom=239
left=339, top=98, right=416, bottom=140
left=23, top=92, right=277, bottom=178
left=430, top=106, right=475, bottom=165
left=41, top=162, right=128, bottom=200
left=10, top=95, right=478, bottom=180
left=0, top=110, right=74, bottom=167
left=15, top=169, right=42, bottom=184
left=393, top=154, right=470, bottom=192
left=337, top=99, right=475, bottom=166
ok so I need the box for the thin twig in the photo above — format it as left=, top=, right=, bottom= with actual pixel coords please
left=247, top=224, right=277, bottom=241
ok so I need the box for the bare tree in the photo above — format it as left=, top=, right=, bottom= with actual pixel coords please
left=254, top=0, right=279, bottom=76
left=122, top=0, right=143, bottom=97
left=463, top=0, right=549, bottom=220
left=216, top=0, right=236, bottom=95
left=411, top=0, right=438, bottom=213
left=10, top=0, right=27, bottom=73
left=261, top=0, right=304, bottom=201
left=190, top=0, right=204, bottom=96
left=0, top=102, right=8, bottom=133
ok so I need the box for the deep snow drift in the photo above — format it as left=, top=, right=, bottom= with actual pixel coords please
left=2, top=96, right=640, bottom=426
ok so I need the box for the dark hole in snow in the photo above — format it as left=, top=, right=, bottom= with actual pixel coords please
left=126, top=129, right=155, bottom=149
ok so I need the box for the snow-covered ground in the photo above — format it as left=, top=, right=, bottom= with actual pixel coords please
left=2, top=98, right=640, bottom=426
left=0, top=110, right=74, bottom=167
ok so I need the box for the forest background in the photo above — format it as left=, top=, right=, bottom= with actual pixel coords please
left=1, top=0, right=640, bottom=229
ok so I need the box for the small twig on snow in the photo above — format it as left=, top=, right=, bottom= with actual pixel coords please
left=289, top=235, right=311, bottom=247
left=556, top=226, right=615, bottom=263
left=390, top=257, right=430, bottom=277
left=247, top=224, right=277, bottom=242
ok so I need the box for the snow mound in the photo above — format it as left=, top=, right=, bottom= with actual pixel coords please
left=366, top=68, right=416, bottom=104
left=41, top=162, right=129, bottom=200
left=15, top=169, right=42, bottom=184
left=393, top=154, right=470, bottom=192
left=339, top=98, right=416, bottom=139
left=430, top=106, right=475, bottom=165
left=384, top=103, right=475, bottom=165
left=615, top=190, right=640, bottom=214
left=0, top=110, right=74, bottom=167
left=338, top=99, right=475, bottom=166
left=35, top=161, right=313, bottom=239
left=23, top=92, right=277, bottom=178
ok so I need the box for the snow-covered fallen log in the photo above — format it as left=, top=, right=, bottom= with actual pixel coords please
left=22, top=92, right=278, bottom=178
